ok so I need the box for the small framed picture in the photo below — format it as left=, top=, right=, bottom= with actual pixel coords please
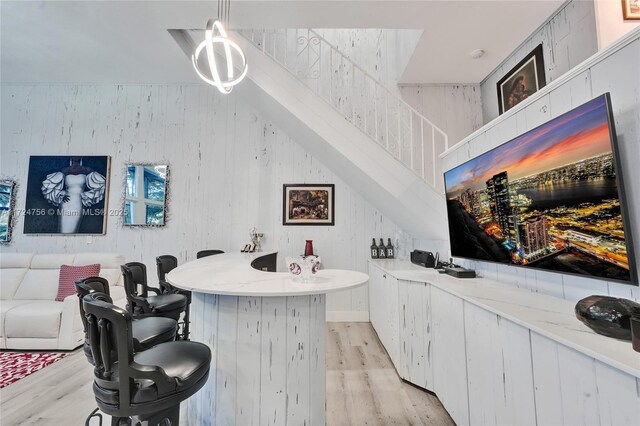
left=622, top=0, right=640, bottom=19
left=496, top=44, right=546, bottom=115
left=283, top=184, right=334, bottom=226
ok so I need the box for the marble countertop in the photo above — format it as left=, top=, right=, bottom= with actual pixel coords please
left=167, top=251, right=368, bottom=297
left=369, top=259, right=640, bottom=378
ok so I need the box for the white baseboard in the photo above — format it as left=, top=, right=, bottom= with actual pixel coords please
left=326, top=311, right=370, bottom=322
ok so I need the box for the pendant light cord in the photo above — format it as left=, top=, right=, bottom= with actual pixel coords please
left=217, top=0, right=230, bottom=27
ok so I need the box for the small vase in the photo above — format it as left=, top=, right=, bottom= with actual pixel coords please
left=304, top=240, right=314, bottom=257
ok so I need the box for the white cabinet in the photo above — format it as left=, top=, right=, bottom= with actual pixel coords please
left=463, top=303, right=535, bottom=425
left=530, top=332, right=640, bottom=426
left=368, top=261, right=640, bottom=426
left=397, top=279, right=433, bottom=389
left=368, top=263, right=400, bottom=368
left=370, top=268, right=435, bottom=389
left=368, top=263, right=384, bottom=334
left=430, top=286, right=470, bottom=426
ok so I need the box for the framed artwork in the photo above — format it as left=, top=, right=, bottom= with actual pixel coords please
left=497, top=44, right=546, bottom=115
left=124, top=164, right=169, bottom=227
left=283, top=184, right=335, bottom=226
left=622, top=0, right=640, bottom=19
left=24, top=156, right=111, bottom=235
left=0, top=179, right=17, bottom=244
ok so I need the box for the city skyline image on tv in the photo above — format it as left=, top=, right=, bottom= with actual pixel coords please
left=444, top=94, right=636, bottom=284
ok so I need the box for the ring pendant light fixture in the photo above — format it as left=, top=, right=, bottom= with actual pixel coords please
left=192, top=0, right=248, bottom=94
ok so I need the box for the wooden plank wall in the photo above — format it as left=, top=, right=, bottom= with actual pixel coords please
left=0, top=83, right=413, bottom=317
left=313, top=29, right=423, bottom=93
left=399, top=85, right=484, bottom=148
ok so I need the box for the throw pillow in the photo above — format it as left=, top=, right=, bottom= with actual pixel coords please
left=56, top=264, right=101, bottom=302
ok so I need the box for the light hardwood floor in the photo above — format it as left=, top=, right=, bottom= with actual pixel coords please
left=326, top=322, right=454, bottom=426
left=0, top=322, right=454, bottom=425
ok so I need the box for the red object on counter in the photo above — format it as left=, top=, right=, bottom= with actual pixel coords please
left=304, top=240, right=314, bottom=257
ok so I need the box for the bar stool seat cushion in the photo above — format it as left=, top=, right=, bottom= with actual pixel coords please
left=135, top=341, right=210, bottom=387
left=132, top=317, right=178, bottom=350
left=94, top=341, right=211, bottom=405
left=146, top=294, right=187, bottom=313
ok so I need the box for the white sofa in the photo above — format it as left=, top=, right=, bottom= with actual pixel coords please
left=0, top=253, right=126, bottom=350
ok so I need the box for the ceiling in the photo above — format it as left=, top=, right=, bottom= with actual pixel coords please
left=0, top=0, right=564, bottom=85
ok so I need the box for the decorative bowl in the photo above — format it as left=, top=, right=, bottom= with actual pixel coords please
left=286, top=255, right=321, bottom=281
left=575, top=295, right=640, bottom=340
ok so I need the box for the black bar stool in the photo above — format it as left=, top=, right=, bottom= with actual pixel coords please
left=82, top=293, right=211, bottom=425
left=155, top=255, right=193, bottom=340
left=75, top=278, right=179, bottom=426
left=76, top=277, right=178, bottom=355
left=155, top=255, right=179, bottom=294
left=121, top=263, right=188, bottom=340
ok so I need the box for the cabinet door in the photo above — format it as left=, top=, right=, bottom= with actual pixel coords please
left=368, top=263, right=384, bottom=333
left=464, top=303, right=536, bottom=426
left=431, top=287, right=470, bottom=426
left=381, top=275, right=400, bottom=367
left=398, top=280, right=433, bottom=390
left=367, top=264, right=400, bottom=367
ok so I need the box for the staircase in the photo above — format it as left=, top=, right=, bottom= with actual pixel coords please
left=173, top=28, right=450, bottom=239
left=239, top=29, right=449, bottom=188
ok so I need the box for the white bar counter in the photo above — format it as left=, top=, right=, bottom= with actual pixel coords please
left=166, top=250, right=368, bottom=296
left=167, top=251, right=368, bottom=426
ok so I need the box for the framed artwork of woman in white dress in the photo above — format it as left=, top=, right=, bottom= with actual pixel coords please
left=24, top=156, right=111, bottom=234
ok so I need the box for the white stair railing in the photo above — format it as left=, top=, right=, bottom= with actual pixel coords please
left=237, top=28, right=449, bottom=190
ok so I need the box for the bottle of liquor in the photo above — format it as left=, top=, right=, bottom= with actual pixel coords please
left=378, top=238, right=387, bottom=259
left=386, top=238, right=395, bottom=259
left=370, top=238, right=379, bottom=259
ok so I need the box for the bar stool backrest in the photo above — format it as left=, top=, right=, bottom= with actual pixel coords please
left=196, top=250, right=224, bottom=259
left=75, top=277, right=112, bottom=332
left=156, top=255, right=178, bottom=291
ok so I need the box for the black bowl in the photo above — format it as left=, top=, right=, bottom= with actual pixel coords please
left=575, top=295, right=640, bottom=341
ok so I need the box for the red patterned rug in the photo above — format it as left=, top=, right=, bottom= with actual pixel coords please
left=0, top=352, right=68, bottom=389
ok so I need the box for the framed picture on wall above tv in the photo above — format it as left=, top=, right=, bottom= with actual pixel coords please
left=496, top=44, right=546, bottom=115
left=622, top=0, right=640, bottom=19
left=444, top=93, right=637, bottom=285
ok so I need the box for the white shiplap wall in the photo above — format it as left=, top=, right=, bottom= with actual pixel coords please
left=399, top=84, right=484, bottom=150
left=481, top=0, right=598, bottom=123
left=0, top=83, right=409, bottom=318
left=443, top=31, right=640, bottom=303
left=314, top=28, right=422, bottom=93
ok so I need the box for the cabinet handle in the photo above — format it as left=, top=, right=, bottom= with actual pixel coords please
left=383, top=274, right=387, bottom=278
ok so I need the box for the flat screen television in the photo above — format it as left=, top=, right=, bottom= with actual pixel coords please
left=444, top=93, right=637, bottom=285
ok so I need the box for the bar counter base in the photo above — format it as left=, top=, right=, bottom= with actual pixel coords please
left=188, top=292, right=326, bottom=426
